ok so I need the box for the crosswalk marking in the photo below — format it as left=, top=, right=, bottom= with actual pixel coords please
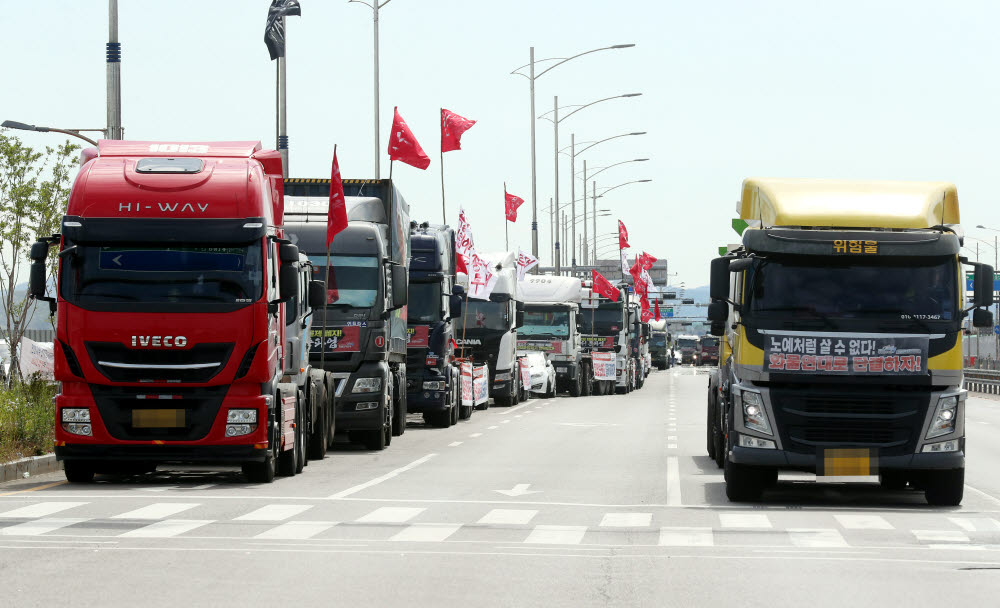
left=112, top=503, right=200, bottom=520
left=120, top=519, right=213, bottom=538
left=0, top=502, right=88, bottom=518
left=834, top=514, right=893, bottom=530
left=390, top=523, right=461, bottom=542
left=659, top=526, right=714, bottom=546
left=948, top=517, right=1000, bottom=532
left=524, top=525, right=587, bottom=545
left=719, top=513, right=772, bottom=529
left=356, top=507, right=425, bottom=524
left=913, top=529, right=969, bottom=543
left=235, top=504, right=313, bottom=522
left=788, top=528, right=849, bottom=548
left=1, top=518, right=87, bottom=536
left=448, top=442, right=463, bottom=447
left=469, top=433, right=483, bottom=438
left=254, top=521, right=338, bottom=540
left=478, top=509, right=538, bottom=525
left=600, top=513, right=653, bottom=528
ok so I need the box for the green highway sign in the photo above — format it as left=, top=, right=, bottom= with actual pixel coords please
left=732, top=218, right=749, bottom=236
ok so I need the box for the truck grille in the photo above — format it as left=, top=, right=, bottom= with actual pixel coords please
left=85, top=342, right=234, bottom=383
left=89, top=385, right=229, bottom=441
left=769, top=385, right=928, bottom=455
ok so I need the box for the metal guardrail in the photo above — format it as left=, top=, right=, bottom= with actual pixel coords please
left=964, top=368, right=1000, bottom=394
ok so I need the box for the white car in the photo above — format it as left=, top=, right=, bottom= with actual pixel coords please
left=523, top=352, right=556, bottom=398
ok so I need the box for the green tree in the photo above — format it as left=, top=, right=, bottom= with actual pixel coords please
left=0, top=130, right=79, bottom=386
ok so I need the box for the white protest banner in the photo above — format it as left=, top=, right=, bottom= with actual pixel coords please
left=516, top=249, right=538, bottom=281
left=461, top=361, right=474, bottom=406
left=19, top=337, right=54, bottom=380
left=456, top=207, right=476, bottom=258
left=467, top=253, right=498, bottom=300
left=592, top=351, right=616, bottom=381
left=519, top=357, right=531, bottom=390
left=473, top=365, right=489, bottom=405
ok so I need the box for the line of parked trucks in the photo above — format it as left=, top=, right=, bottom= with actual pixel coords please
left=29, top=140, right=662, bottom=484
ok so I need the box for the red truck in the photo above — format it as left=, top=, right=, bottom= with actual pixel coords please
left=30, top=141, right=308, bottom=483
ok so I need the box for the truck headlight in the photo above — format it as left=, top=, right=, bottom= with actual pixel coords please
left=741, top=391, right=772, bottom=435
left=423, top=380, right=446, bottom=391
left=225, top=424, right=254, bottom=437
left=921, top=439, right=960, bottom=453
left=62, top=423, right=92, bottom=436
left=62, top=408, right=91, bottom=422
left=227, top=409, right=258, bottom=423
left=926, top=396, right=959, bottom=439
left=738, top=434, right=776, bottom=449
left=352, top=377, right=383, bottom=393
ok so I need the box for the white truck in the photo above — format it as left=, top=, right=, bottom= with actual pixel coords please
left=517, top=276, right=592, bottom=397
left=456, top=251, right=525, bottom=406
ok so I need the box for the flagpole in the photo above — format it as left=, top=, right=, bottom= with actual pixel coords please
left=504, top=182, right=509, bottom=250
left=440, top=109, right=447, bottom=224
left=460, top=291, right=470, bottom=361
left=320, top=144, right=337, bottom=373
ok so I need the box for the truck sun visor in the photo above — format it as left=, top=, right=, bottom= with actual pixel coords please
left=60, top=216, right=267, bottom=244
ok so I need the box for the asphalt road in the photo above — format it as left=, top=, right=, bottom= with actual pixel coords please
left=2, top=368, right=1000, bottom=607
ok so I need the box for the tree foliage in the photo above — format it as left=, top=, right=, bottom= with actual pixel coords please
left=0, top=130, right=79, bottom=387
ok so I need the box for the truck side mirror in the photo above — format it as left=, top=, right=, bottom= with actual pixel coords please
left=28, top=241, right=49, bottom=300
left=449, top=293, right=462, bottom=318
left=710, top=321, right=726, bottom=337
left=974, top=307, right=994, bottom=328
left=390, top=264, right=408, bottom=310
left=279, top=263, right=298, bottom=302
left=516, top=309, right=524, bottom=328
left=279, top=243, right=299, bottom=263
left=974, top=263, right=994, bottom=307
left=308, top=280, right=326, bottom=309
left=707, top=300, right=728, bottom=323
left=710, top=257, right=730, bottom=301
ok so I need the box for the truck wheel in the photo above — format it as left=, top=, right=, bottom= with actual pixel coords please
left=326, top=379, right=338, bottom=449
left=278, top=405, right=299, bottom=477
left=451, top=401, right=460, bottom=425
left=924, top=469, right=964, bottom=506
left=458, top=378, right=473, bottom=419
left=245, top=418, right=278, bottom=483
left=583, top=365, right=593, bottom=396
left=392, top=375, right=406, bottom=437
left=64, top=460, right=95, bottom=483
left=308, top=384, right=328, bottom=461
left=724, top=458, right=765, bottom=502
left=707, top=385, right=717, bottom=460
left=365, top=402, right=391, bottom=450
left=295, top=395, right=306, bottom=473
left=568, top=371, right=582, bottom=397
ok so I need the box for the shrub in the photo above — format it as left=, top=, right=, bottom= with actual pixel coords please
left=0, top=377, right=57, bottom=462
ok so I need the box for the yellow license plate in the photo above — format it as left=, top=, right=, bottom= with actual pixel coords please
left=821, top=448, right=875, bottom=476
left=132, top=409, right=185, bottom=428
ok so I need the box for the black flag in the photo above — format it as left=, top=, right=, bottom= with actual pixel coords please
left=264, top=0, right=302, bottom=61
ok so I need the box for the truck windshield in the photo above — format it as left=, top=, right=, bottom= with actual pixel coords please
left=61, top=244, right=263, bottom=305
left=462, top=300, right=509, bottom=331
left=579, top=308, right=623, bottom=334
left=651, top=335, right=666, bottom=347
left=308, top=255, right=379, bottom=308
left=678, top=339, right=697, bottom=349
left=409, top=281, right=442, bottom=322
left=746, top=255, right=957, bottom=325
left=701, top=337, right=719, bottom=348
left=520, top=309, right=570, bottom=339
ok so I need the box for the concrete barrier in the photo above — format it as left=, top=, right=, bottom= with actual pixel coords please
left=0, top=453, right=62, bottom=483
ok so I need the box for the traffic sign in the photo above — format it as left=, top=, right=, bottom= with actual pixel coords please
left=732, top=218, right=749, bottom=236
left=964, top=272, right=1000, bottom=293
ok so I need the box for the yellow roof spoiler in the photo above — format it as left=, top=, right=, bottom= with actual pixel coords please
left=739, top=178, right=959, bottom=229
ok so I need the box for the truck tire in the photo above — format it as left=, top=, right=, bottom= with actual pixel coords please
left=308, top=383, right=328, bottom=461
left=582, top=364, right=593, bottom=396
left=707, top=384, right=717, bottom=460
left=724, top=458, right=765, bottom=502
left=365, top=401, right=391, bottom=450
left=924, top=469, right=964, bottom=506
left=245, top=417, right=278, bottom=483
left=458, top=377, right=473, bottom=419
left=64, top=460, right=95, bottom=483
left=392, top=374, right=406, bottom=437
left=326, top=378, right=338, bottom=449
left=278, top=404, right=299, bottom=477
left=295, top=394, right=307, bottom=473
left=568, top=370, right=582, bottom=397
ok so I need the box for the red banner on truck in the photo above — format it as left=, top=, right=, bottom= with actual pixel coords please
left=407, top=325, right=430, bottom=348
left=764, top=333, right=928, bottom=375
left=310, top=326, right=362, bottom=353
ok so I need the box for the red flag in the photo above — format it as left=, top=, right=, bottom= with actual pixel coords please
left=640, top=296, right=652, bottom=323
left=592, top=270, right=621, bottom=303
left=638, top=251, right=657, bottom=271
left=327, top=147, right=348, bottom=247
left=449, top=337, right=459, bottom=351
left=388, top=107, right=430, bottom=169
left=505, top=186, right=524, bottom=222
left=654, top=299, right=661, bottom=321
left=618, top=220, right=630, bottom=250
left=455, top=251, right=468, bottom=275
left=441, top=108, right=476, bottom=153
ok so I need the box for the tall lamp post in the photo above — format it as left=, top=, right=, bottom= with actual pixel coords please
left=510, top=43, right=635, bottom=269
left=975, top=225, right=1000, bottom=364
left=538, top=94, right=641, bottom=271
left=577, top=158, right=648, bottom=264
left=1, top=121, right=103, bottom=146
left=586, top=179, right=652, bottom=263
left=350, top=0, right=394, bottom=178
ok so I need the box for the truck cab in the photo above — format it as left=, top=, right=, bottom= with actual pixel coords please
left=676, top=334, right=699, bottom=365
left=696, top=335, right=719, bottom=366
left=649, top=320, right=672, bottom=370
left=407, top=223, right=467, bottom=427
left=579, top=287, right=631, bottom=395
left=282, top=179, right=410, bottom=451
left=517, top=276, right=591, bottom=397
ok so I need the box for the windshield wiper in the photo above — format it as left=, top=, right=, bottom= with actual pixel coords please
left=755, top=306, right=837, bottom=330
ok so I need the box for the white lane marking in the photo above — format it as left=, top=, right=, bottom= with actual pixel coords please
left=719, top=513, right=772, bottom=528
left=501, top=420, right=511, bottom=424
left=1, top=518, right=87, bottom=536
left=0, top=502, right=88, bottom=518
left=505, top=402, right=533, bottom=414
left=788, top=528, right=849, bottom=548
left=495, top=484, right=540, bottom=497
left=524, top=525, right=587, bottom=545
left=327, top=454, right=437, bottom=499
left=235, top=504, right=313, bottom=522
left=356, top=507, right=425, bottom=524
left=478, top=509, right=538, bottom=525
left=120, top=519, right=213, bottom=538
left=667, top=436, right=677, bottom=440
left=659, top=526, right=713, bottom=546
left=390, top=523, right=461, bottom=542
left=255, top=521, right=337, bottom=540
left=524, top=411, right=534, bottom=414
left=913, top=529, right=969, bottom=543
left=949, top=517, right=1000, bottom=532
left=448, top=442, right=463, bottom=447
left=488, top=426, right=499, bottom=430
left=186, top=484, right=217, bottom=491
left=112, top=503, right=200, bottom=520
left=514, top=415, right=523, bottom=418
left=834, top=514, right=894, bottom=530
left=964, top=484, right=1000, bottom=507
left=600, top=513, right=652, bottom=528
left=666, top=457, right=682, bottom=507
left=668, top=444, right=678, bottom=449
left=469, top=433, right=483, bottom=438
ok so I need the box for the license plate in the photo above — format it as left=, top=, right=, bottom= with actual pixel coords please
left=819, top=448, right=876, bottom=477
left=132, top=409, right=185, bottom=428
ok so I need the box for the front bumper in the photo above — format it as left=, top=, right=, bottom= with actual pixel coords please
left=55, top=444, right=268, bottom=464
left=730, top=439, right=965, bottom=471
left=406, top=372, right=450, bottom=413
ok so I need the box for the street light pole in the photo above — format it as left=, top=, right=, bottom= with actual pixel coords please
left=553, top=96, right=560, bottom=267
left=529, top=47, right=538, bottom=264
left=350, top=0, right=393, bottom=178
left=592, top=180, right=597, bottom=265
left=1, top=121, right=102, bottom=147
left=106, top=0, right=122, bottom=140
left=570, top=134, right=575, bottom=267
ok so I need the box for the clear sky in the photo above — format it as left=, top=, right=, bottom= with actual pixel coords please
left=4, top=0, right=1000, bottom=286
